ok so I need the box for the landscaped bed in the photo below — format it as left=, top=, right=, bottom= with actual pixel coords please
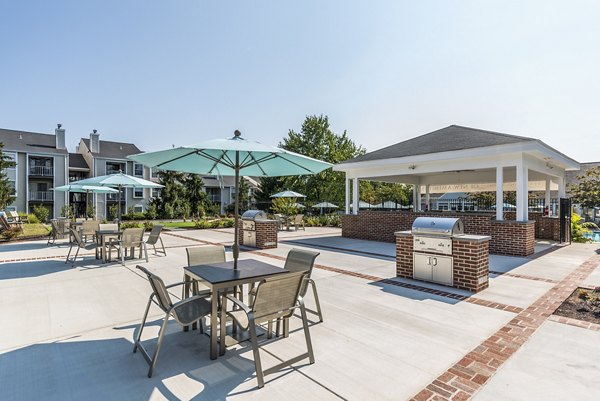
left=554, top=287, right=600, bottom=325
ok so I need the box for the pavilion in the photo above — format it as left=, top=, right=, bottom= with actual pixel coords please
left=333, top=125, right=580, bottom=256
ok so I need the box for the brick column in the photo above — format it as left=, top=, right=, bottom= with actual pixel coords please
left=255, top=220, right=278, bottom=249
left=453, top=238, right=489, bottom=292
left=490, top=220, right=535, bottom=256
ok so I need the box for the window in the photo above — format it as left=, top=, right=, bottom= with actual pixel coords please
left=134, top=188, right=144, bottom=198
left=106, top=162, right=125, bottom=175
left=151, top=188, right=161, bottom=198
left=4, top=152, right=16, bottom=169
left=134, top=163, right=144, bottom=177
left=133, top=205, right=144, bottom=213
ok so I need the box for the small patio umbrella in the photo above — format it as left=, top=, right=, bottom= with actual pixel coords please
left=70, top=172, right=163, bottom=223
left=128, top=130, right=332, bottom=268
left=53, top=184, right=119, bottom=220
left=312, top=201, right=338, bottom=215
left=270, top=190, right=306, bottom=198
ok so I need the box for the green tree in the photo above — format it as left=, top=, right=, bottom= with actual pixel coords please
left=257, top=114, right=365, bottom=203
left=0, top=142, right=16, bottom=209
left=184, top=174, right=210, bottom=219
left=155, top=170, right=186, bottom=218
left=237, top=177, right=251, bottom=212
left=569, top=167, right=600, bottom=208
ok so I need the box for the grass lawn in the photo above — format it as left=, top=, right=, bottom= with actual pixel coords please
left=159, top=221, right=198, bottom=228
left=20, top=223, right=50, bottom=237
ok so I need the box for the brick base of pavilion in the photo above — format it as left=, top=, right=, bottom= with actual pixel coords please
left=342, top=211, right=560, bottom=257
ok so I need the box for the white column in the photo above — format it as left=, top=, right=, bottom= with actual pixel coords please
left=352, top=178, right=359, bottom=215
left=425, top=185, right=430, bottom=211
left=345, top=177, right=350, bottom=215
left=557, top=176, right=566, bottom=199
left=416, top=185, right=422, bottom=211
left=496, top=167, right=504, bottom=221
left=516, top=163, right=529, bottom=221
left=412, top=185, right=418, bottom=212
left=545, top=177, right=552, bottom=216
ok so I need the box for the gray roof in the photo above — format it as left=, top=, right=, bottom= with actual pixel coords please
left=0, top=128, right=68, bottom=155
left=68, top=153, right=90, bottom=169
left=81, top=138, right=142, bottom=159
left=342, top=125, right=536, bottom=164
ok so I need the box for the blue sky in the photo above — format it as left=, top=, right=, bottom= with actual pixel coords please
left=1, top=1, right=599, bottom=162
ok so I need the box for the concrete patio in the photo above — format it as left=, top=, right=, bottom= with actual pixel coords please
left=1, top=227, right=599, bottom=400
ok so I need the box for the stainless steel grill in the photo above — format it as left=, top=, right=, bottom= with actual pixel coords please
left=241, top=210, right=268, bottom=247
left=411, top=217, right=464, bottom=286
left=411, top=217, right=464, bottom=237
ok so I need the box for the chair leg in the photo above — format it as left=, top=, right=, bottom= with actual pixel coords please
left=144, top=243, right=148, bottom=262
left=148, top=311, right=170, bottom=378
left=65, top=244, right=73, bottom=264
left=248, top=316, right=265, bottom=388
left=159, top=238, right=166, bottom=256
left=133, top=297, right=153, bottom=353
left=267, top=320, right=273, bottom=339
left=309, top=279, right=324, bottom=322
left=299, top=302, right=315, bottom=364
left=72, top=247, right=80, bottom=266
left=283, top=318, right=289, bottom=338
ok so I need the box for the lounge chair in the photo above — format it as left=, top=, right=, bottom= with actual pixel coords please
left=65, top=228, right=99, bottom=266
left=225, top=271, right=315, bottom=388
left=108, top=227, right=146, bottom=265
left=145, top=225, right=166, bottom=256
left=288, top=214, right=305, bottom=231
left=10, top=211, right=28, bottom=224
left=133, top=265, right=212, bottom=378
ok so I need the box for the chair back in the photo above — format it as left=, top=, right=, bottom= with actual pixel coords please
left=99, top=223, right=118, bottom=231
left=284, top=249, right=319, bottom=296
left=57, top=219, right=69, bottom=235
left=136, top=265, right=173, bottom=312
left=10, top=211, right=20, bottom=222
left=252, top=271, right=306, bottom=322
left=187, top=245, right=226, bottom=266
left=121, top=228, right=144, bottom=247
left=69, top=227, right=85, bottom=247
left=146, top=225, right=163, bottom=245
left=0, top=214, right=9, bottom=230
left=294, top=214, right=304, bottom=224
left=81, top=220, right=99, bottom=235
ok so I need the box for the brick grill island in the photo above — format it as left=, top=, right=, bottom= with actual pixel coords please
left=395, top=219, right=491, bottom=293
left=343, top=210, right=542, bottom=257
left=238, top=219, right=278, bottom=249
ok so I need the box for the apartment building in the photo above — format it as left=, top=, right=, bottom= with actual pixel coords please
left=0, top=126, right=69, bottom=218
left=1, top=126, right=258, bottom=219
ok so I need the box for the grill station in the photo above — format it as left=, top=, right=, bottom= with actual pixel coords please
left=412, top=217, right=463, bottom=286
left=395, top=217, right=491, bottom=292
left=240, top=210, right=278, bottom=249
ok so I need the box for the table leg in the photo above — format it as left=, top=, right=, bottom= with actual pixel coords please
left=183, top=274, right=190, bottom=332
left=210, top=289, right=218, bottom=360
left=219, top=293, right=227, bottom=356
left=102, top=236, right=106, bottom=263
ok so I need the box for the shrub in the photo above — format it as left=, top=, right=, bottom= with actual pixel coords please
left=61, top=205, right=74, bottom=220
left=108, top=204, right=119, bottom=221
left=571, top=212, right=599, bottom=243
left=145, top=204, right=158, bottom=220
left=27, top=214, right=40, bottom=224
left=32, top=204, right=50, bottom=223
left=120, top=222, right=141, bottom=229
left=143, top=221, right=154, bottom=232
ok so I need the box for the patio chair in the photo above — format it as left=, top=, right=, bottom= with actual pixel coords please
left=288, top=214, right=305, bottom=231
left=0, top=212, right=20, bottom=232
left=80, top=220, right=100, bottom=243
left=133, top=265, right=212, bottom=378
left=185, top=245, right=225, bottom=296
left=47, top=219, right=69, bottom=245
left=281, top=249, right=322, bottom=324
left=108, top=227, right=147, bottom=265
left=65, top=228, right=99, bottom=266
left=145, top=225, right=166, bottom=256
left=225, top=271, right=315, bottom=388
left=10, top=211, right=28, bottom=224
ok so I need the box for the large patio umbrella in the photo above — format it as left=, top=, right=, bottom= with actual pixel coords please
left=128, top=130, right=332, bottom=268
left=71, top=172, right=163, bottom=223
left=270, top=190, right=306, bottom=198
left=53, top=184, right=119, bottom=220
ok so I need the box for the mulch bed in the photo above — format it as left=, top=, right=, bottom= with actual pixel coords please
left=554, top=287, right=600, bottom=325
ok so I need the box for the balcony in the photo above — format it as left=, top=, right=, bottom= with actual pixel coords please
left=29, top=191, right=54, bottom=202
left=29, top=166, right=54, bottom=177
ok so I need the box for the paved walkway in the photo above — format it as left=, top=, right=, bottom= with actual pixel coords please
left=1, top=228, right=599, bottom=400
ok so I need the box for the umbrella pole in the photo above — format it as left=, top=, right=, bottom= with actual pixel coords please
left=233, top=151, right=240, bottom=270
left=118, top=185, right=122, bottom=229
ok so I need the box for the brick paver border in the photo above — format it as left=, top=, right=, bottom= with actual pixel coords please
left=410, top=252, right=600, bottom=401
left=548, top=314, right=600, bottom=332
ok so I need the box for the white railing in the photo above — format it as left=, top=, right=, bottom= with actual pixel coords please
left=29, top=166, right=54, bottom=176
left=29, top=191, right=54, bottom=201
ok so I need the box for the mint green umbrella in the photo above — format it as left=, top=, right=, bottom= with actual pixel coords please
left=71, top=172, right=163, bottom=223
left=128, top=130, right=332, bottom=268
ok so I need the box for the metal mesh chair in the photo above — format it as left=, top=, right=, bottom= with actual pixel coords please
left=145, top=225, right=166, bottom=256
left=47, top=219, right=68, bottom=245
left=80, top=220, right=99, bottom=243
left=133, top=265, right=212, bottom=378
left=65, top=228, right=99, bottom=266
left=109, top=227, right=147, bottom=264
left=289, top=214, right=305, bottom=231
left=225, top=271, right=315, bottom=388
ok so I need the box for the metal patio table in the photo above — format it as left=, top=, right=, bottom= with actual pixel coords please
left=184, top=259, right=289, bottom=360
left=95, top=229, right=123, bottom=263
